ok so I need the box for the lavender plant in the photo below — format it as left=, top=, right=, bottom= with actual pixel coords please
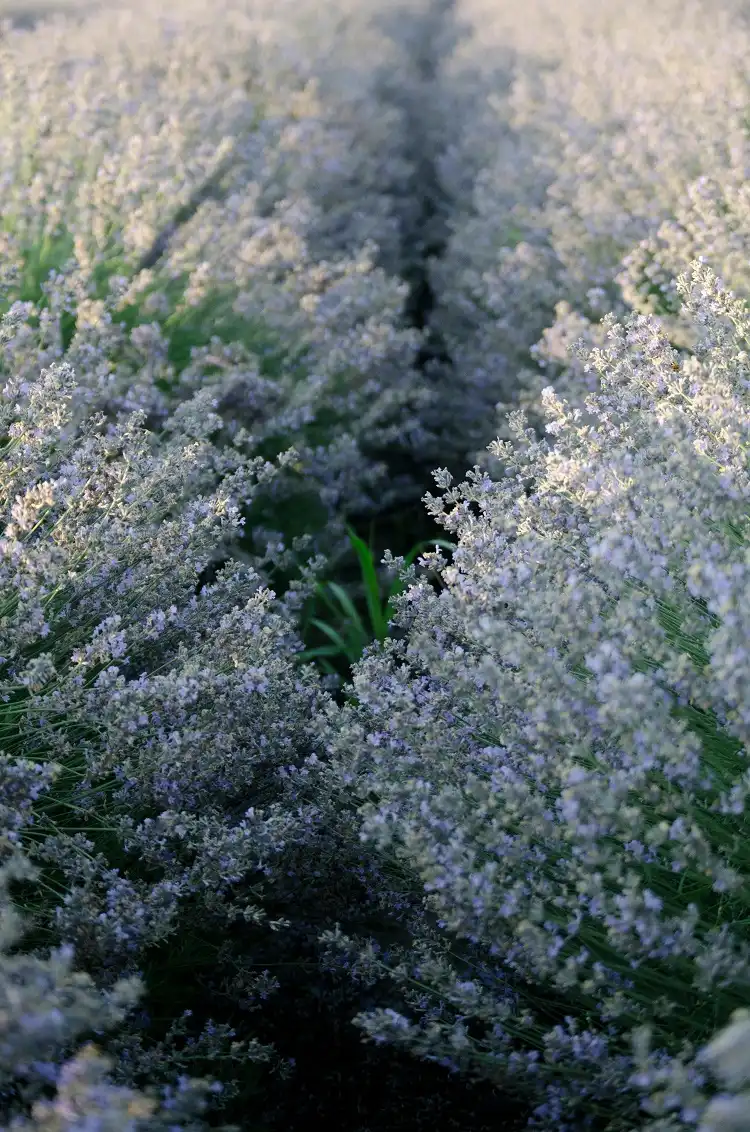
left=0, top=0, right=435, bottom=540
left=0, top=849, right=237, bottom=1131
left=617, top=147, right=750, bottom=341
left=0, top=0, right=411, bottom=278
left=318, top=260, right=750, bottom=1130
left=0, top=298, right=361, bottom=1105
left=0, top=299, right=458, bottom=1124
left=428, top=0, right=750, bottom=461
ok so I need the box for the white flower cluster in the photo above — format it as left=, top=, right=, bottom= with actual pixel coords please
left=0, top=297, right=346, bottom=1104
left=321, top=260, right=750, bottom=1129
left=0, top=0, right=439, bottom=531
left=4, top=0, right=750, bottom=1127
left=0, top=298, right=423, bottom=1121
left=427, top=0, right=750, bottom=460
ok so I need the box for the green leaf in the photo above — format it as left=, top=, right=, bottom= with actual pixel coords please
left=346, top=526, right=388, bottom=641
left=297, top=643, right=347, bottom=660
left=309, top=617, right=352, bottom=654
left=325, top=582, right=369, bottom=642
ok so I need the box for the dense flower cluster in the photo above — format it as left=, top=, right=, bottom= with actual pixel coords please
left=0, top=302, right=425, bottom=1121
left=0, top=0, right=436, bottom=539
left=0, top=296, right=323, bottom=1057
left=320, top=261, right=750, bottom=1129
left=2, top=0, right=750, bottom=1128
left=429, top=0, right=750, bottom=460
left=0, top=850, right=238, bottom=1131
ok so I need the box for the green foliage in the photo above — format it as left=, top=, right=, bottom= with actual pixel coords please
left=300, top=526, right=454, bottom=672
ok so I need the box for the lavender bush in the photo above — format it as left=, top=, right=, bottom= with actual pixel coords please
left=0, top=294, right=454, bottom=1127
left=0, top=850, right=236, bottom=1132
left=0, top=297, right=395, bottom=1113
left=0, top=0, right=435, bottom=541
left=428, top=0, right=750, bottom=461
left=5, top=0, right=750, bottom=1127
left=319, top=260, right=750, bottom=1130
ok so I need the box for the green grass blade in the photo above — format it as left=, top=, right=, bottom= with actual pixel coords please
left=297, top=643, right=348, bottom=661
left=325, top=582, right=368, bottom=641
left=346, top=526, right=388, bottom=640
left=309, top=617, right=352, bottom=655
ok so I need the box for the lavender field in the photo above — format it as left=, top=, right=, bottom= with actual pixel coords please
left=1, top=1, right=750, bottom=1129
